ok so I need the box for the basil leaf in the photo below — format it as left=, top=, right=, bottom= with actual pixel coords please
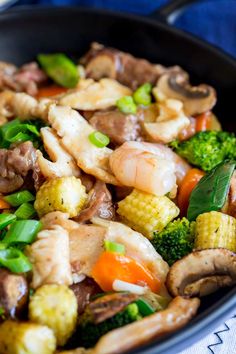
left=187, top=162, right=235, bottom=221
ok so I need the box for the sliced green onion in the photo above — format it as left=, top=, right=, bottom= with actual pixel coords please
left=135, top=298, right=155, bottom=317
left=133, top=83, right=152, bottom=106
left=0, top=248, right=32, bottom=273
left=89, top=131, right=110, bottom=148
left=0, top=119, right=20, bottom=148
left=116, top=96, right=137, bottom=114
left=3, top=220, right=42, bottom=245
left=4, top=124, right=40, bottom=144
left=0, top=213, right=16, bottom=230
left=4, top=190, right=35, bottom=207
left=38, top=53, right=79, bottom=88
left=15, top=203, right=36, bottom=220
left=104, top=240, right=125, bottom=254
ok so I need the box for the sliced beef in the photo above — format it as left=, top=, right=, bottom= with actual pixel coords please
left=0, top=269, right=28, bottom=319
left=90, top=110, right=141, bottom=145
left=81, top=42, right=182, bottom=90
left=75, top=180, right=115, bottom=223
left=0, top=61, right=47, bottom=96
left=70, top=277, right=101, bottom=314
left=0, top=141, right=43, bottom=193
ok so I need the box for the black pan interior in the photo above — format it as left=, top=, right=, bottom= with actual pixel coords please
left=0, top=7, right=236, bottom=354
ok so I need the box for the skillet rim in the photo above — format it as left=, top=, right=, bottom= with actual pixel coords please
left=0, top=6, right=236, bottom=354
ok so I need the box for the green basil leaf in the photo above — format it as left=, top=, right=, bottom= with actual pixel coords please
left=187, top=162, right=235, bottom=221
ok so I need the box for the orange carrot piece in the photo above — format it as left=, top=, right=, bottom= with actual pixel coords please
left=0, top=199, right=11, bottom=209
left=195, top=112, right=212, bottom=132
left=36, top=85, right=68, bottom=98
left=178, top=168, right=205, bottom=216
left=92, top=251, right=161, bottom=293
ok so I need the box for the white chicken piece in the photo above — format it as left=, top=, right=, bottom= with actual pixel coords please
left=0, top=90, right=15, bottom=118
left=41, top=211, right=80, bottom=232
left=92, top=217, right=169, bottom=283
left=47, top=104, right=118, bottom=185
left=144, top=99, right=190, bottom=143
left=59, top=78, right=132, bottom=110
left=27, top=225, right=72, bottom=289
left=69, top=225, right=106, bottom=277
left=37, top=127, right=80, bottom=179
left=109, top=141, right=177, bottom=196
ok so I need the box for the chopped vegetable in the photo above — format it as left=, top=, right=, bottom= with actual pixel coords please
left=15, top=203, right=36, bottom=220
left=36, top=85, right=68, bottom=98
left=170, top=131, right=236, bottom=171
left=133, top=83, right=152, bottom=106
left=151, top=218, right=195, bottom=266
left=112, top=280, right=146, bottom=295
left=104, top=240, right=125, bottom=255
left=195, top=211, right=236, bottom=252
left=0, top=320, right=56, bottom=354
left=0, top=213, right=16, bottom=230
left=0, top=246, right=32, bottom=273
left=135, top=298, right=155, bottom=317
left=88, top=131, right=110, bottom=148
left=38, top=53, right=79, bottom=88
left=77, top=302, right=141, bottom=348
left=187, top=162, right=235, bottom=221
left=34, top=176, right=87, bottom=217
left=195, top=111, right=212, bottom=132
left=29, top=284, right=78, bottom=346
left=3, top=220, right=42, bottom=245
left=117, top=189, right=179, bottom=238
left=91, top=251, right=160, bottom=293
left=177, top=168, right=205, bottom=216
left=4, top=190, right=35, bottom=207
left=116, top=96, right=137, bottom=114
left=141, top=290, right=169, bottom=311
left=0, top=119, right=41, bottom=148
left=0, top=199, right=11, bottom=210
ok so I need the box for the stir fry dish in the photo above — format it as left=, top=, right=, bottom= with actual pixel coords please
left=0, top=42, right=236, bottom=354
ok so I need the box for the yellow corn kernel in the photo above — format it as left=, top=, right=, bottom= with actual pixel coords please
left=117, top=189, right=179, bottom=238
left=34, top=176, right=87, bottom=217
left=0, top=320, right=56, bottom=354
left=29, top=284, right=78, bottom=346
left=195, top=211, right=236, bottom=252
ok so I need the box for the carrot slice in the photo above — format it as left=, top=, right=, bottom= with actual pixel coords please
left=178, top=168, right=205, bottom=216
left=36, top=85, right=68, bottom=98
left=195, top=112, right=212, bottom=132
left=92, top=251, right=161, bottom=293
left=0, top=199, right=11, bottom=209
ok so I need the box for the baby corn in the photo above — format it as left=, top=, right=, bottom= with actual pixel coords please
left=29, top=284, right=78, bottom=346
left=195, top=211, right=236, bottom=252
left=34, top=176, right=87, bottom=217
left=117, top=189, right=179, bottom=238
left=0, top=320, right=56, bottom=354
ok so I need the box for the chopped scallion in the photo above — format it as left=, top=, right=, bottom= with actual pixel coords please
left=0, top=248, right=32, bottom=273
left=104, top=240, right=125, bottom=254
left=3, top=220, right=42, bottom=245
left=15, top=203, right=36, bottom=220
left=4, top=190, right=35, bottom=207
left=0, top=213, right=16, bottom=230
left=133, top=83, right=152, bottom=106
left=116, top=96, right=137, bottom=114
left=89, top=131, right=110, bottom=148
left=135, top=298, right=155, bottom=317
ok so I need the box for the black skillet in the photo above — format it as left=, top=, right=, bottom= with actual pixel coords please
left=0, top=0, right=236, bottom=353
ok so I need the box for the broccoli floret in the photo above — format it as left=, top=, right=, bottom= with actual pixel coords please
left=170, top=131, right=236, bottom=171
left=151, top=218, right=195, bottom=266
left=78, top=303, right=142, bottom=348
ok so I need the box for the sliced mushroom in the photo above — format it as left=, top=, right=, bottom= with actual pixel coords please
left=92, top=296, right=200, bottom=354
left=156, top=72, right=216, bottom=116
left=166, top=249, right=236, bottom=297
left=87, top=292, right=138, bottom=324
left=82, top=42, right=184, bottom=90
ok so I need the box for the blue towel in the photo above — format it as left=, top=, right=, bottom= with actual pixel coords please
left=16, top=0, right=236, bottom=58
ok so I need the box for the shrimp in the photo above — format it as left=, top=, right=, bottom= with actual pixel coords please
left=109, top=141, right=177, bottom=196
